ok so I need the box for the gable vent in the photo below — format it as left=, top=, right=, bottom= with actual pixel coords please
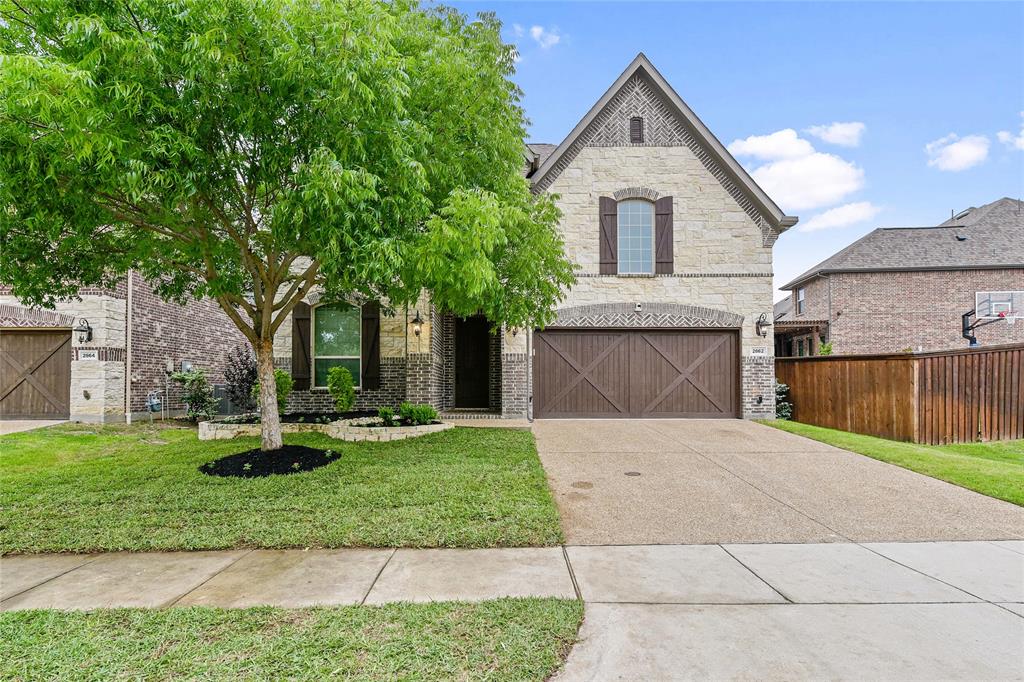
left=630, top=116, right=644, bottom=143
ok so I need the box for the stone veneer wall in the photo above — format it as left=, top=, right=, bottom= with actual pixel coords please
left=542, top=139, right=778, bottom=419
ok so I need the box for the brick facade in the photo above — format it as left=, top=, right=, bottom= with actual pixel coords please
left=792, top=269, right=1024, bottom=354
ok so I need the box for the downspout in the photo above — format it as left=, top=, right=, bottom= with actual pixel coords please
left=124, top=270, right=133, bottom=424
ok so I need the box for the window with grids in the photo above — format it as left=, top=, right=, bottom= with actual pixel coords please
left=617, top=200, right=654, bottom=274
left=313, top=303, right=361, bottom=388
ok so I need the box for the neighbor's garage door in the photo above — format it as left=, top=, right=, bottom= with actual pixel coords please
left=533, top=329, right=738, bottom=418
left=0, top=330, right=72, bottom=419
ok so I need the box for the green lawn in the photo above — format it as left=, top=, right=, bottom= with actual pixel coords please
left=0, top=599, right=583, bottom=681
left=0, top=423, right=563, bottom=554
left=764, top=420, right=1024, bottom=506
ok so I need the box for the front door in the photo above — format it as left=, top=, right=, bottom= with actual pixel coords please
left=455, top=316, right=490, bottom=408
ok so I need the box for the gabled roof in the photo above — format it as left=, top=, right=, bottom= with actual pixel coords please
left=781, top=197, right=1024, bottom=290
left=528, top=53, right=798, bottom=235
left=774, top=295, right=793, bottom=321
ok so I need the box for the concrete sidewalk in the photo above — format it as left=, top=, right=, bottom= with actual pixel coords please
left=3, top=541, right=1022, bottom=679
left=2, top=540, right=1021, bottom=610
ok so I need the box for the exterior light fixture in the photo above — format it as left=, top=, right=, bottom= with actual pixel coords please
left=73, top=318, right=93, bottom=343
left=412, top=310, right=424, bottom=337
left=755, top=313, right=771, bottom=338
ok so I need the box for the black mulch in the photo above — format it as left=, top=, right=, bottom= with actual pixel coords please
left=199, top=445, right=340, bottom=478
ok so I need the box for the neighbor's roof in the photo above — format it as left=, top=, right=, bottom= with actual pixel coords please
left=527, top=53, right=798, bottom=234
left=773, top=295, right=793, bottom=321
left=780, top=197, right=1024, bottom=291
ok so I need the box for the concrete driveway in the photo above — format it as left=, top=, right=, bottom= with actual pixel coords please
left=534, top=419, right=1024, bottom=545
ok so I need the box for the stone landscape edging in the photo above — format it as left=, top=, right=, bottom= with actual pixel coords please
left=198, top=418, right=452, bottom=442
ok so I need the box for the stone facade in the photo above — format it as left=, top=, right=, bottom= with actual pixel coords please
left=786, top=269, right=1024, bottom=355
left=539, top=139, right=778, bottom=419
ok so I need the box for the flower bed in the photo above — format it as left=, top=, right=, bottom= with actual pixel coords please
left=198, top=417, right=452, bottom=442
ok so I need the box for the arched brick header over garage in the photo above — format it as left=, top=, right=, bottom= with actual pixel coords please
left=548, top=302, right=744, bottom=329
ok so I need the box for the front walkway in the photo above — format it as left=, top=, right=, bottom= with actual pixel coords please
left=2, top=541, right=1022, bottom=678
left=534, top=419, right=1024, bottom=544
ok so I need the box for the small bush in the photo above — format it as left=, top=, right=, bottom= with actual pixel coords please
left=252, top=368, right=293, bottom=413
left=171, top=369, right=219, bottom=421
left=775, top=381, right=793, bottom=420
left=223, top=344, right=257, bottom=411
left=399, top=401, right=438, bottom=426
left=326, top=366, right=356, bottom=412
left=378, top=406, right=397, bottom=426
left=817, top=341, right=833, bottom=356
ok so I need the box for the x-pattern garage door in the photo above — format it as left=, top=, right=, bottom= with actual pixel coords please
left=533, top=329, right=738, bottom=418
left=0, top=330, right=72, bottom=419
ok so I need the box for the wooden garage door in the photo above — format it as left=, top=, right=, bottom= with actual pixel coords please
left=0, top=330, right=72, bottom=419
left=533, top=329, right=738, bottom=418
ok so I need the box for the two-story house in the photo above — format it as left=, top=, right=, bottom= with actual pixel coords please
left=775, top=197, right=1023, bottom=356
left=1, top=54, right=797, bottom=423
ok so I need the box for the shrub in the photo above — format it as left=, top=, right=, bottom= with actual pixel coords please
left=775, top=381, right=793, bottom=420
left=817, top=342, right=833, bottom=356
left=223, top=344, right=257, bottom=411
left=252, top=368, right=293, bottom=413
left=378, top=406, right=397, bottom=426
left=399, top=401, right=438, bottom=426
left=170, top=369, right=219, bottom=421
left=326, top=366, right=356, bottom=413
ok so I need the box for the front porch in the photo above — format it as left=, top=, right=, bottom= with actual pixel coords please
left=775, top=319, right=829, bottom=357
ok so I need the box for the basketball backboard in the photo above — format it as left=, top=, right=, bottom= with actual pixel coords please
left=976, top=291, right=1022, bottom=324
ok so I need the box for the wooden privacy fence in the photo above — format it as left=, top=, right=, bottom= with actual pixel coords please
left=775, top=344, right=1024, bottom=444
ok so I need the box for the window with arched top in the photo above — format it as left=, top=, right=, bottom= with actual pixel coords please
left=616, top=200, right=654, bottom=274
left=312, top=302, right=361, bottom=388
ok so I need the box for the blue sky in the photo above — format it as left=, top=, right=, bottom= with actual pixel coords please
left=449, top=1, right=1024, bottom=299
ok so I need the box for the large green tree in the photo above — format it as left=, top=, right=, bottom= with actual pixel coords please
left=0, top=0, right=574, bottom=450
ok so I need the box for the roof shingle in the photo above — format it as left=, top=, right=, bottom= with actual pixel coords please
left=780, top=197, right=1023, bottom=290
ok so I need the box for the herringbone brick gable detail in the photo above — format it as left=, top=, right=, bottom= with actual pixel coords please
left=551, top=302, right=744, bottom=329
left=533, top=74, right=776, bottom=245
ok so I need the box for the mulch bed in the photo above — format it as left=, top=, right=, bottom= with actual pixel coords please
left=199, top=445, right=339, bottom=478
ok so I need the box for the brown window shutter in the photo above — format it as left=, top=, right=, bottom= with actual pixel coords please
left=361, top=302, right=381, bottom=390
left=654, top=196, right=673, bottom=274
left=599, top=196, right=618, bottom=274
left=291, top=302, right=311, bottom=390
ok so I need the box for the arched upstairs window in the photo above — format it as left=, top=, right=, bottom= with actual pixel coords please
left=616, top=200, right=654, bottom=274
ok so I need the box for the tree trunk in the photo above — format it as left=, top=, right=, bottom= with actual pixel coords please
left=255, top=339, right=283, bottom=451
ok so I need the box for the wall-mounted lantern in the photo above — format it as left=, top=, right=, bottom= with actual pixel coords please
left=73, top=318, right=93, bottom=343
left=411, top=310, right=424, bottom=337
left=755, top=313, right=772, bottom=338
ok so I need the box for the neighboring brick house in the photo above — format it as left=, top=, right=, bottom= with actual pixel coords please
left=775, top=197, right=1024, bottom=356
left=276, top=53, right=797, bottom=420
left=2, top=54, right=798, bottom=422
left=0, top=273, right=247, bottom=422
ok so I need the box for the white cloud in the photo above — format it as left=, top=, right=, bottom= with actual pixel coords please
left=925, top=133, right=989, bottom=171
left=729, top=129, right=865, bottom=211
left=805, top=121, right=865, bottom=147
left=799, top=201, right=881, bottom=232
left=511, top=23, right=525, bottom=38
left=529, top=25, right=561, bottom=49
left=726, top=129, right=814, bottom=160
left=997, top=112, right=1024, bottom=151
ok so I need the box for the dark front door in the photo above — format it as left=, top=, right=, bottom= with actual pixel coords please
left=533, top=329, right=739, bottom=418
left=455, top=316, right=490, bottom=408
left=0, top=329, right=73, bottom=419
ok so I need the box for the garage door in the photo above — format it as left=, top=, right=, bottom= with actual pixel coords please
left=0, top=330, right=72, bottom=419
left=533, top=329, right=738, bottom=418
